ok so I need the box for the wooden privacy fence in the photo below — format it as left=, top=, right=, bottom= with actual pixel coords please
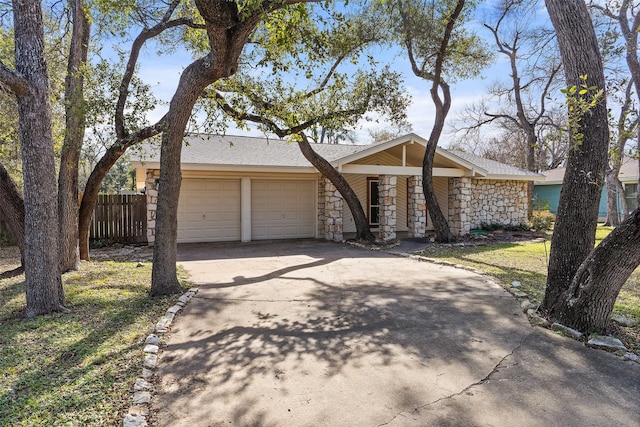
left=89, top=194, right=147, bottom=244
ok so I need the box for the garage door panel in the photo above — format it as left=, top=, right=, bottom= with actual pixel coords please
left=251, top=180, right=315, bottom=240
left=177, top=178, right=241, bottom=243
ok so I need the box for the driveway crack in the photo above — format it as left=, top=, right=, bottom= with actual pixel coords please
left=375, top=331, right=533, bottom=427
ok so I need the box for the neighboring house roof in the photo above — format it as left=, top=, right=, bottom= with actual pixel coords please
left=131, top=133, right=542, bottom=180
left=536, top=158, right=640, bottom=185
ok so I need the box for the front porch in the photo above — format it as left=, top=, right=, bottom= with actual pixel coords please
left=318, top=174, right=530, bottom=242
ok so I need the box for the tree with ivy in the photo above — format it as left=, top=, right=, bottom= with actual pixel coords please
left=540, top=0, right=640, bottom=333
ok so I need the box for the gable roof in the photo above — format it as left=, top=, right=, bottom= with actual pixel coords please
left=131, top=133, right=542, bottom=180
left=537, top=159, right=640, bottom=185
left=134, top=134, right=369, bottom=170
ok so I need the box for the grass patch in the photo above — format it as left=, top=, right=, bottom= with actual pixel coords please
left=0, top=259, right=186, bottom=426
left=420, top=226, right=640, bottom=352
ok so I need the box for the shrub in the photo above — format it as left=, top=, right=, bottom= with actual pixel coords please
left=530, top=210, right=555, bottom=231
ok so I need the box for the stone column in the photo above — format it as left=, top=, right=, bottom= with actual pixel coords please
left=317, top=178, right=326, bottom=239
left=323, top=177, right=344, bottom=242
left=448, top=177, right=472, bottom=237
left=379, top=175, right=397, bottom=241
left=408, top=175, right=426, bottom=238
left=145, top=170, right=160, bottom=245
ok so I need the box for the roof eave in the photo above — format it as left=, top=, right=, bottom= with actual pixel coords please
left=132, top=161, right=317, bottom=174
left=482, top=174, right=546, bottom=181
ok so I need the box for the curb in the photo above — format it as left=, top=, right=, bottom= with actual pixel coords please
left=122, top=287, right=199, bottom=427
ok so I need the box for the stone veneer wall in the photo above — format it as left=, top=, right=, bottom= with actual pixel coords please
left=379, top=175, right=397, bottom=241
left=145, top=170, right=160, bottom=244
left=407, top=175, right=426, bottom=238
left=323, top=177, right=344, bottom=242
left=448, top=177, right=529, bottom=236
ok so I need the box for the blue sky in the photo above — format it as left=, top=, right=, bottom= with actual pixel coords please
left=121, top=0, right=549, bottom=147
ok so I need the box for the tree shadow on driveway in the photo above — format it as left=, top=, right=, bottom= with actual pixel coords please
left=155, top=241, right=640, bottom=427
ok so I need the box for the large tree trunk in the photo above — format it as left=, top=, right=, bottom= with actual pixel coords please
left=13, top=0, right=66, bottom=316
left=151, top=57, right=215, bottom=296
left=58, top=0, right=90, bottom=272
left=78, top=148, right=123, bottom=261
left=151, top=0, right=263, bottom=295
left=548, top=208, right=640, bottom=332
left=604, top=169, right=621, bottom=227
left=298, top=134, right=374, bottom=242
left=0, top=161, right=25, bottom=263
left=418, top=1, right=465, bottom=244
left=541, top=0, right=609, bottom=316
left=78, top=123, right=166, bottom=261
left=423, top=81, right=454, bottom=243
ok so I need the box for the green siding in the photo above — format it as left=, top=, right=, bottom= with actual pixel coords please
left=533, top=185, right=562, bottom=214
left=534, top=184, right=616, bottom=219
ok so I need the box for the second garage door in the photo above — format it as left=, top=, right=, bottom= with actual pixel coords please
left=251, top=180, right=315, bottom=240
left=177, top=178, right=241, bottom=243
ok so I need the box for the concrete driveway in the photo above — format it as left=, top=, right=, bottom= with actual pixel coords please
left=153, top=240, right=640, bottom=426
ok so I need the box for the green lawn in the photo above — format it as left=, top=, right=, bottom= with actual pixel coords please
left=0, top=256, right=185, bottom=426
left=419, top=226, right=640, bottom=352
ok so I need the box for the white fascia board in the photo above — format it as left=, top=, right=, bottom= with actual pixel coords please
left=341, top=164, right=465, bottom=177
left=477, top=174, right=546, bottom=182
left=535, top=180, right=563, bottom=185
left=331, top=133, right=427, bottom=167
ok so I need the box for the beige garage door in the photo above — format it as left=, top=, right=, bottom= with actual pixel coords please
left=252, top=180, right=315, bottom=240
left=177, top=178, right=241, bottom=243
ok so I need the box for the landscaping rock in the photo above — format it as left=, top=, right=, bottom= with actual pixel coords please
left=123, top=413, right=147, bottom=427
left=141, top=368, right=154, bottom=379
left=587, top=336, right=627, bottom=352
left=143, top=344, right=158, bottom=354
left=511, top=281, right=522, bottom=288
left=167, top=304, right=182, bottom=314
left=512, top=290, right=528, bottom=298
left=520, top=299, right=537, bottom=311
left=134, top=378, right=153, bottom=392
left=623, top=352, right=639, bottom=362
left=143, top=354, right=158, bottom=370
left=144, top=335, right=160, bottom=345
left=128, top=404, right=150, bottom=416
left=552, top=323, right=583, bottom=340
left=527, top=309, right=550, bottom=327
left=611, top=315, right=637, bottom=328
left=133, top=391, right=152, bottom=405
